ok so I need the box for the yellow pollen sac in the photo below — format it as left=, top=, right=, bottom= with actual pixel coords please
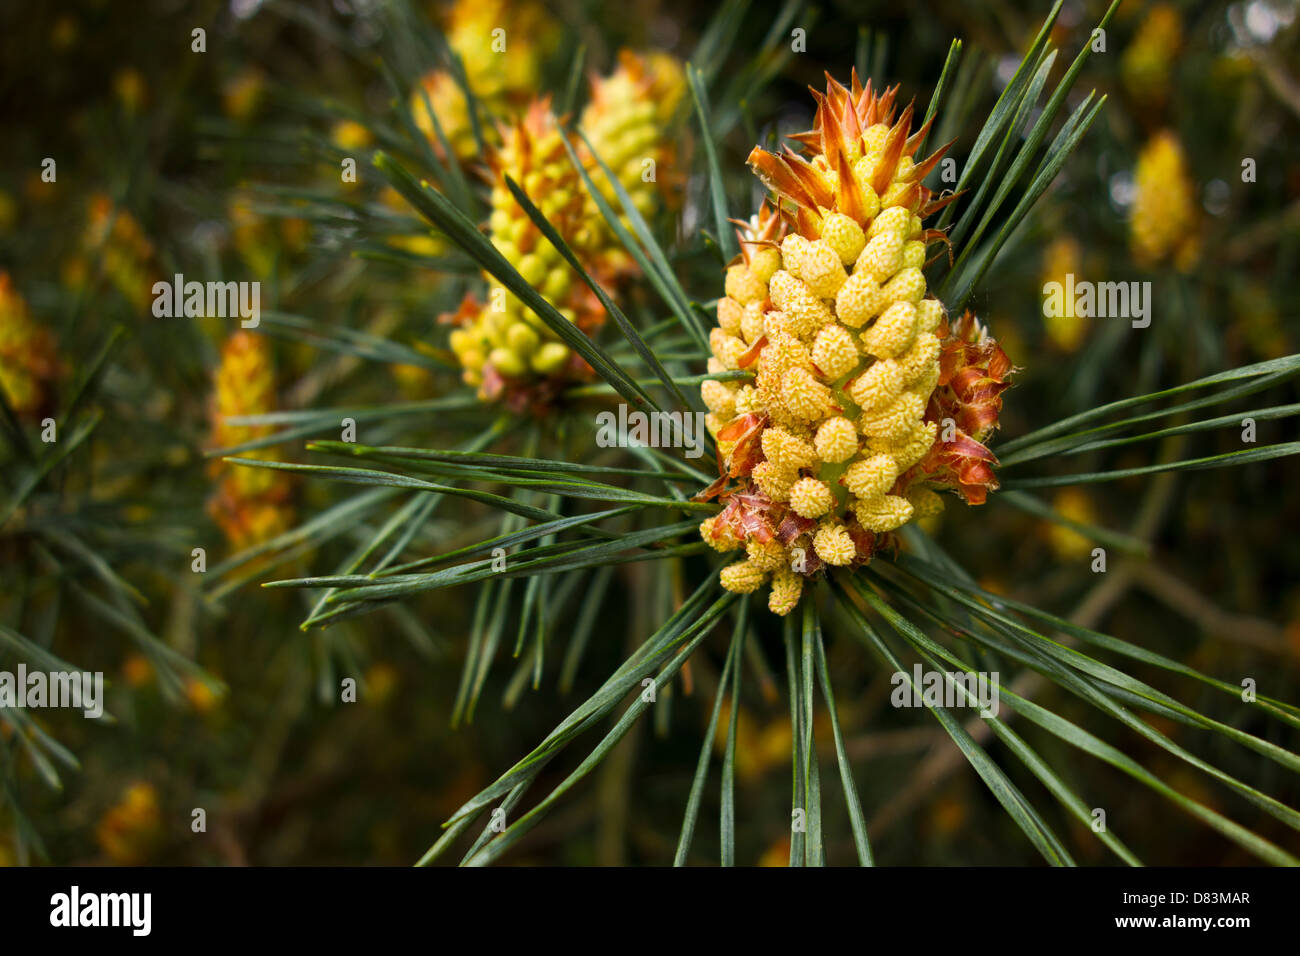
left=720, top=560, right=768, bottom=594
left=858, top=390, right=927, bottom=442
left=769, top=271, right=833, bottom=337
left=762, top=309, right=792, bottom=338
left=542, top=265, right=571, bottom=300
left=717, top=296, right=744, bottom=335
left=516, top=253, right=547, bottom=286
left=813, top=416, right=859, bottom=463
left=531, top=342, right=570, bottom=374
left=800, top=240, right=848, bottom=297
left=780, top=234, right=812, bottom=278
left=734, top=384, right=761, bottom=415
left=758, top=330, right=812, bottom=377
left=746, top=537, right=789, bottom=572
left=848, top=358, right=905, bottom=411
left=725, top=264, right=768, bottom=305
left=909, top=361, right=941, bottom=397
left=861, top=301, right=918, bottom=358
left=507, top=322, right=540, bottom=354
left=853, top=494, right=915, bottom=532
left=820, top=213, right=867, bottom=264
left=780, top=366, right=834, bottom=421
left=882, top=267, right=927, bottom=305
left=862, top=122, right=891, bottom=154
left=757, top=356, right=800, bottom=413
left=843, top=453, right=899, bottom=499
left=488, top=346, right=527, bottom=377
left=898, top=333, right=941, bottom=383
left=813, top=521, right=856, bottom=566
left=768, top=568, right=804, bottom=616
left=877, top=419, right=939, bottom=471
left=788, top=476, right=835, bottom=518
left=749, top=246, right=782, bottom=283
left=867, top=206, right=912, bottom=240
left=699, top=516, right=742, bottom=552
left=709, top=328, right=749, bottom=369
left=880, top=181, right=915, bottom=209
left=901, top=240, right=927, bottom=271
left=740, top=302, right=767, bottom=344
left=752, top=460, right=797, bottom=501
left=849, top=166, right=882, bottom=217
left=854, top=229, right=905, bottom=281
left=701, top=379, right=738, bottom=417
left=762, top=426, right=816, bottom=471
left=916, top=297, right=945, bottom=334
left=853, top=154, right=878, bottom=186
left=906, top=486, right=946, bottom=519
left=811, top=324, right=860, bottom=379
left=833, top=271, right=888, bottom=331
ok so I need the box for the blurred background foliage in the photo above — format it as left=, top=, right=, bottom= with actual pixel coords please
left=0, top=0, right=1297, bottom=865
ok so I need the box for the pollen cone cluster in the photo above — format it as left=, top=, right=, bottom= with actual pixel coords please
left=0, top=272, right=62, bottom=417
left=228, top=192, right=310, bottom=281
left=1121, top=3, right=1182, bottom=112
left=445, top=51, right=684, bottom=411
left=411, top=0, right=560, bottom=162
left=1131, top=130, right=1198, bottom=270
left=696, top=72, right=1011, bottom=615
left=222, top=67, right=267, bottom=123
left=582, top=50, right=687, bottom=224
left=96, top=782, right=162, bottom=865
left=1041, top=236, right=1085, bottom=351
left=83, top=194, right=157, bottom=311
left=208, top=331, right=293, bottom=551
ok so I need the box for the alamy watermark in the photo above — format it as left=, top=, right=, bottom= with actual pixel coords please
left=151, top=273, right=260, bottom=327
left=50, top=886, right=151, bottom=936
left=891, top=664, right=1000, bottom=717
left=0, top=664, right=104, bottom=718
left=1042, top=273, right=1151, bottom=329
left=595, top=405, right=709, bottom=459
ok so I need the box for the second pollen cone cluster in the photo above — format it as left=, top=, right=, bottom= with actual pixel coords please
left=208, top=331, right=294, bottom=552
left=444, top=51, right=685, bottom=411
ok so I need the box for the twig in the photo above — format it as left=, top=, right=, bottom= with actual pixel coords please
left=1128, top=560, right=1290, bottom=656
left=1223, top=198, right=1300, bottom=263
left=843, top=727, right=946, bottom=762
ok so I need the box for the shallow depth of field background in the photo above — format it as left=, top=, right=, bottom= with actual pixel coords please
left=1, top=0, right=1298, bottom=865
